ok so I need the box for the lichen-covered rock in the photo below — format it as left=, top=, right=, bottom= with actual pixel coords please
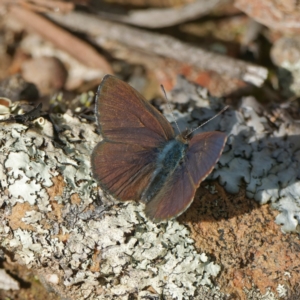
left=0, top=101, right=225, bottom=299
left=2, top=76, right=300, bottom=299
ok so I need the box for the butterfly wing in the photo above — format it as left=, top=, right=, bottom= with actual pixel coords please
left=91, top=75, right=175, bottom=201
left=144, top=131, right=227, bottom=220
left=95, top=75, right=175, bottom=144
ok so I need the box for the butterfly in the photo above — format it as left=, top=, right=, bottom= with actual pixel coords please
left=91, top=75, right=227, bottom=221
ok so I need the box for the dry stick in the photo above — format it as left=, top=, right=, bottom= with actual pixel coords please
left=235, top=0, right=300, bottom=34
left=47, top=11, right=268, bottom=87
left=8, top=6, right=113, bottom=74
left=17, top=0, right=74, bottom=13
left=94, top=0, right=230, bottom=28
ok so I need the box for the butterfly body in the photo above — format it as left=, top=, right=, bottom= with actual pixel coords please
left=91, top=75, right=227, bottom=221
left=141, top=137, right=188, bottom=204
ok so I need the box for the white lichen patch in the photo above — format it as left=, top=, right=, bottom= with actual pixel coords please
left=276, top=284, right=287, bottom=298
left=0, top=269, right=19, bottom=290
left=244, top=286, right=278, bottom=300
left=0, top=107, right=223, bottom=299
left=63, top=203, right=221, bottom=300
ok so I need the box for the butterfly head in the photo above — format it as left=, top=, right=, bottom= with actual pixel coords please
left=177, top=129, right=193, bottom=143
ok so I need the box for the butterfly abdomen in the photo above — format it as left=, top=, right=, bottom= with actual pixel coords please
left=141, top=139, right=188, bottom=203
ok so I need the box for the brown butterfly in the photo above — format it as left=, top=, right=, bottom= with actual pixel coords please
left=91, top=75, right=227, bottom=221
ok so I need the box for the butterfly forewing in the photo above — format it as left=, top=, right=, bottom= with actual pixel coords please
left=96, top=75, right=175, bottom=145
left=144, top=131, right=227, bottom=220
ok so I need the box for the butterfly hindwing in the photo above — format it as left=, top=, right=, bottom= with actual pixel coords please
left=144, top=132, right=227, bottom=220
left=92, top=141, right=158, bottom=200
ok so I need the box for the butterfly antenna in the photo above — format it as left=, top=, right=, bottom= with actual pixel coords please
left=160, top=85, right=181, bottom=134
left=186, top=105, right=229, bottom=138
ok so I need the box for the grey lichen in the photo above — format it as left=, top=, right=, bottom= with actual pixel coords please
left=244, top=286, right=278, bottom=300
left=169, top=76, right=300, bottom=233
left=0, top=104, right=223, bottom=299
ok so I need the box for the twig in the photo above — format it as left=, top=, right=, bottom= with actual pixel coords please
left=20, top=0, right=74, bottom=13
left=3, top=0, right=74, bottom=13
left=235, top=0, right=300, bottom=34
left=47, top=11, right=268, bottom=87
left=92, top=0, right=230, bottom=28
left=8, top=5, right=113, bottom=73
